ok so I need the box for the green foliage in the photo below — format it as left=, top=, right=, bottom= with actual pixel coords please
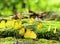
left=0, top=20, right=60, bottom=40
left=1, top=8, right=13, bottom=16
left=0, top=0, right=60, bottom=16
left=0, top=37, right=60, bottom=44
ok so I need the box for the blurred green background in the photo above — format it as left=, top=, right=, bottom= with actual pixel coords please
left=0, top=0, right=60, bottom=16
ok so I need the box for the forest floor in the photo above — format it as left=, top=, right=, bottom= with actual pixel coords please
left=0, top=37, right=60, bottom=44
